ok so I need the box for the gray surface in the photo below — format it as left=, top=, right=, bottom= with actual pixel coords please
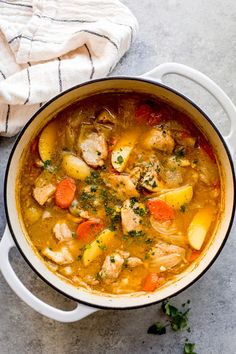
left=0, top=0, right=236, bottom=353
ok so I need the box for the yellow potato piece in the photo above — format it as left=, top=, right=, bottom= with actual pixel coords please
left=159, top=185, right=193, bottom=209
left=38, top=120, right=58, bottom=162
left=111, top=131, right=139, bottom=172
left=62, top=154, right=90, bottom=180
left=188, top=208, right=214, bottom=250
left=83, top=229, right=116, bottom=266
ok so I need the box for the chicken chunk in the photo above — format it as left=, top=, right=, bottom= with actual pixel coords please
left=105, top=174, right=139, bottom=201
left=80, top=132, right=108, bottom=167
left=148, top=241, right=186, bottom=272
left=143, top=128, right=175, bottom=153
left=121, top=199, right=143, bottom=234
left=99, top=251, right=143, bottom=283
left=126, top=257, right=143, bottom=268
left=42, top=246, right=74, bottom=265
left=33, top=184, right=56, bottom=206
left=53, top=222, right=72, bottom=242
left=99, top=253, right=124, bottom=283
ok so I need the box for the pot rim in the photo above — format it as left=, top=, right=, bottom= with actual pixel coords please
left=4, top=76, right=236, bottom=310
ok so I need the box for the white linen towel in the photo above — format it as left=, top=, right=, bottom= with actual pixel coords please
left=0, top=0, right=138, bottom=137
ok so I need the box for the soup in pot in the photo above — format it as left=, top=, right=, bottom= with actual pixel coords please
left=18, top=93, right=222, bottom=294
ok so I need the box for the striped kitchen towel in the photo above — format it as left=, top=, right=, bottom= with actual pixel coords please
left=0, top=0, right=138, bottom=137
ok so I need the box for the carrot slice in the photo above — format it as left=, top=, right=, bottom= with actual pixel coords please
left=76, top=220, right=103, bottom=242
left=143, top=272, right=161, bottom=292
left=55, top=178, right=76, bottom=209
left=189, top=250, right=201, bottom=262
left=147, top=199, right=175, bottom=222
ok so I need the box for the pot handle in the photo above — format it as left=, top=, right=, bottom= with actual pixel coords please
left=0, top=226, right=98, bottom=322
left=142, top=62, right=236, bottom=157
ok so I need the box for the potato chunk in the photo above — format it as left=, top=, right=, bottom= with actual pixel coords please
left=188, top=208, right=214, bottom=250
left=159, top=185, right=193, bottom=209
left=38, top=120, right=58, bottom=162
left=82, top=229, right=115, bottom=266
left=62, top=154, right=90, bottom=180
left=111, top=131, right=138, bottom=172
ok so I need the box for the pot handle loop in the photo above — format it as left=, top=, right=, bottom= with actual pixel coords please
left=0, top=226, right=98, bottom=322
left=142, top=62, right=236, bottom=157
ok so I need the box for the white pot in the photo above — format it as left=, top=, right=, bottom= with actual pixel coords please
left=0, top=63, right=235, bottom=322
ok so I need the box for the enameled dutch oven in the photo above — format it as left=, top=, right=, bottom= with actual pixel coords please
left=0, top=63, right=235, bottom=322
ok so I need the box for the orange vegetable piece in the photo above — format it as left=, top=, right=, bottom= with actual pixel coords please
left=76, top=220, right=103, bottom=242
left=147, top=199, right=175, bottom=222
left=55, top=178, right=76, bottom=209
left=143, top=272, right=161, bottom=292
left=189, top=250, right=201, bottom=262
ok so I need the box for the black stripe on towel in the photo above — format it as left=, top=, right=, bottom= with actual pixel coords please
left=58, top=57, right=62, bottom=92
left=8, top=35, right=60, bottom=45
left=24, top=67, right=31, bottom=105
left=84, top=44, right=95, bottom=79
left=5, top=105, right=10, bottom=134
left=0, top=70, right=6, bottom=80
left=0, top=0, right=32, bottom=8
left=110, top=21, right=133, bottom=44
left=35, top=14, right=96, bottom=24
left=77, top=30, right=118, bottom=50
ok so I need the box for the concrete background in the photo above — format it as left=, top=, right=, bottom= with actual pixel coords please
left=0, top=0, right=236, bottom=353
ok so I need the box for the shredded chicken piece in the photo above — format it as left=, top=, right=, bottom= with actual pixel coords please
left=105, top=174, right=139, bottom=201
left=53, top=222, right=72, bottom=242
left=143, top=128, right=175, bottom=153
left=121, top=199, right=143, bottom=234
left=148, top=241, right=186, bottom=272
left=33, top=184, right=56, bottom=206
left=99, top=253, right=124, bottom=283
left=126, top=257, right=143, bottom=268
left=42, top=246, right=74, bottom=265
left=99, top=251, right=142, bottom=284
left=84, top=275, right=99, bottom=285
left=80, top=132, right=108, bottom=167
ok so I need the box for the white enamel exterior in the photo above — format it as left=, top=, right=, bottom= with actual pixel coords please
left=0, top=63, right=235, bottom=322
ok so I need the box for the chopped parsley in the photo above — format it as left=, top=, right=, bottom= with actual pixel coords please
left=43, top=159, right=57, bottom=172
left=96, top=151, right=101, bottom=156
left=183, top=343, right=196, bottom=354
left=110, top=255, right=115, bottom=263
left=130, top=197, right=138, bottom=207
left=71, top=232, right=76, bottom=238
left=147, top=322, right=167, bottom=335
left=174, top=146, right=186, bottom=160
left=133, top=205, right=147, bottom=216
left=77, top=255, right=82, bottom=261
left=180, top=204, right=188, bottom=213
left=43, top=159, right=51, bottom=169
left=84, top=244, right=92, bottom=250
left=116, top=155, right=124, bottom=164
left=98, top=244, right=107, bottom=251
left=127, top=230, right=145, bottom=238
left=91, top=185, right=97, bottom=192
left=162, top=300, right=190, bottom=331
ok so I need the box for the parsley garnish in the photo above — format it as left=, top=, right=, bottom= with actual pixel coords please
left=110, top=256, right=115, bottom=263
left=147, top=322, right=167, bottom=335
left=97, top=151, right=101, bottom=156
left=133, top=205, right=147, bottom=216
left=174, top=146, right=186, bottom=160
left=127, top=230, right=145, bottom=238
left=43, top=160, right=51, bottom=169
left=98, top=244, right=107, bottom=251
left=183, top=343, right=196, bottom=354
left=130, top=197, right=138, bottom=207
left=85, top=244, right=92, bottom=250
left=180, top=204, right=187, bottom=213
left=162, top=300, right=190, bottom=331
left=116, top=155, right=124, bottom=164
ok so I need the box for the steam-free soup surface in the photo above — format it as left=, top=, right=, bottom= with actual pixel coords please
left=19, top=93, right=221, bottom=294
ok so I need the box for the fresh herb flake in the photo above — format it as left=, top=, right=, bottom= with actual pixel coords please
left=183, top=342, right=196, bottom=354
left=147, top=322, right=167, bottom=335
